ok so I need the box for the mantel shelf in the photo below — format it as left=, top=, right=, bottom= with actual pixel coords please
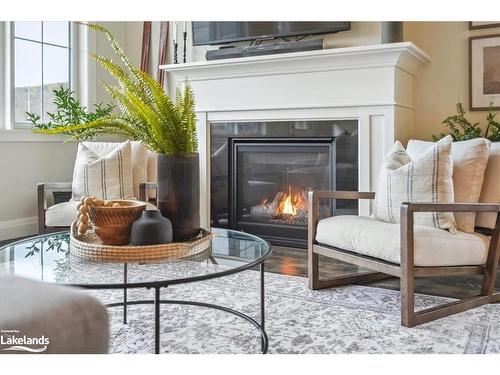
left=160, top=42, right=430, bottom=81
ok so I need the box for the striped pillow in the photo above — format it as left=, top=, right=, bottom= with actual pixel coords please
left=372, top=135, right=456, bottom=233
left=72, top=141, right=134, bottom=201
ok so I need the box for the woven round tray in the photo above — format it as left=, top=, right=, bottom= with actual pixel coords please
left=69, top=221, right=213, bottom=262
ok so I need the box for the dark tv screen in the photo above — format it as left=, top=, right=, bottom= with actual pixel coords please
left=192, top=22, right=351, bottom=46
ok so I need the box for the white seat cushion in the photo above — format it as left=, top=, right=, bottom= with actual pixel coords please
left=45, top=201, right=80, bottom=227
left=316, top=215, right=490, bottom=267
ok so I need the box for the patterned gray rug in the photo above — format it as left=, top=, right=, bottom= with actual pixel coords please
left=90, top=269, right=500, bottom=354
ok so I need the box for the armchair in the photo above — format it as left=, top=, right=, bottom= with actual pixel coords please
left=309, top=191, right=500, bottom=327
left=37, top=142, right=157, bottom=234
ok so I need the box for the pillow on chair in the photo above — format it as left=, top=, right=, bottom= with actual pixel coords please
left=72, top=141, right=134, bottom=201
left=406, top=137, right=491, bottom=233
left=372, top=135, right=456, bottom=233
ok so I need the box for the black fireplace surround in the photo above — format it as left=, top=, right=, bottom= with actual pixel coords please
left=210, top=121, right=358, bottom=248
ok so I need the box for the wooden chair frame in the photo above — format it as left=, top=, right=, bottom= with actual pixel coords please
left=308, top=190, right=500, bottom=327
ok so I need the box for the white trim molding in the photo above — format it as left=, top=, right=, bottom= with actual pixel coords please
left=0, top=216, right=38, bottom=241
left=161, top=43, right=430, bottom=228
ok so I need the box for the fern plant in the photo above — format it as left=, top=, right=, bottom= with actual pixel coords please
left=34, top=23, right=198, bottom=155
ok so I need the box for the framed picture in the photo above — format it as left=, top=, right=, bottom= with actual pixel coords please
left=469, top=34, right=500, bottom=111
left=469, top=22, right=500, bottom=30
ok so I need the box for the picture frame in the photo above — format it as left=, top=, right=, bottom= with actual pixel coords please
left=469, top=34, right=500, bottom=111
left=469, top=22, right=500, bottom=30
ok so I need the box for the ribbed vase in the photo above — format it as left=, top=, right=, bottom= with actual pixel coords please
left=157, top=153, right=200, bottom=241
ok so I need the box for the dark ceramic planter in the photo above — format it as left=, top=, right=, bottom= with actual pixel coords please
left=157, top=153, right=200, bottom=241
left=130, top=210, right=173, bottom=246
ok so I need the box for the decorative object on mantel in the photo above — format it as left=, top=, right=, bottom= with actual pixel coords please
left=469, top=34, right=500, bottom=110
left=183, top=21, right=187, bottom=63
left=381, top=22, right=403, bottom=43
left=469, top=21, right=500, bottom=30
left=433, top=102, right=500, bottom=142
left=130, top=210, right=173, bottom=246
left=70, top=222, right=212, bottom=262
left=173, top=21, right=179, bottom=64
left=77, top=197, right=146, bottom=245
left=34, top=23, right=200, bottom=241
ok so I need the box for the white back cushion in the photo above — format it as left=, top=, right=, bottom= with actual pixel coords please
left=72, top=141, right=133, bottom=200
left=407, top=138, right=491, bottom=233
left=373, top=136, right=456, bottom=232
left=477, top=142, right=500, bottom=229
left=78, top=141, right=148, bottom=199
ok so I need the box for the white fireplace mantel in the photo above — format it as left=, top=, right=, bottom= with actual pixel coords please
left=160, top=42, right=430, bottom=227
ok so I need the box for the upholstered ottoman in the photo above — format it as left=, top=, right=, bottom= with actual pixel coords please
left=0, top=275, right=109, bottom=354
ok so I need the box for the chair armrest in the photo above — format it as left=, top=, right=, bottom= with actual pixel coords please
left=308, top=190, right=375, bottom=202
left=37, top=182, right=72, bottom=234
left=139, top=182, right=158, bottom=203
left=401, top=202, right=500, bottom=213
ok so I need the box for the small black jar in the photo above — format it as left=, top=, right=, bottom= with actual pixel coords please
left=130, top=210, right=173, bottom=246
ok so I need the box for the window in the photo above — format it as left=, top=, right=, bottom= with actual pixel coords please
left=12, top=21, right=71, bottom=127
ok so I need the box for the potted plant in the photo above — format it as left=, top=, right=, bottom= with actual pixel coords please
left=35, top=23, right=200, bottom=241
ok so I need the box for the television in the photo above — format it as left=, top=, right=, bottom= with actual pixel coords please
left=192, top=22, right=351, bottom=46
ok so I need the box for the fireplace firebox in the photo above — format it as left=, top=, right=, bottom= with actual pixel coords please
left=210, top=121, right=358, bottom=247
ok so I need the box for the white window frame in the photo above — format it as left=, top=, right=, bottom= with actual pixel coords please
left=0, top=21, right=94, bottom=141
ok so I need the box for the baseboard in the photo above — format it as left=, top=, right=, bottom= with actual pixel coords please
left=0, top=216, right=38, bottom=241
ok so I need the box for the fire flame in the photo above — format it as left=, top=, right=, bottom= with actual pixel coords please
left=277, top=186, right=307, bottom=217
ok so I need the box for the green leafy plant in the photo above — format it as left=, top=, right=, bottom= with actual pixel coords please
left=433, top=102, right=499, bottom=142
left=27, top=87, right=114, bottom=140
left=485, top=110, right=500, bottom=142
left=34, top=23, right=198, bottom=155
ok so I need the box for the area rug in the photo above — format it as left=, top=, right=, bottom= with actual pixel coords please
left=89, top=267, right=500, bottom=354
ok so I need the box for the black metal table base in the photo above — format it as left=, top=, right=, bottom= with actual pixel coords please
left=106, top=263, right=268, bottom=354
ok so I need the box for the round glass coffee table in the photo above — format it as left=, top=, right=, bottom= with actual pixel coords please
left=0, top=227, right=271, bottom=354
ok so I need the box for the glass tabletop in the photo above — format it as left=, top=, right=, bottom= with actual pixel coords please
left=0, top=228, right=271, bottom=289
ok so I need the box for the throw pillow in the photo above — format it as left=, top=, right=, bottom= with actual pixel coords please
left=372, top=135, right=456, bottom=233
left=72, top=141, right=134, bottom=201
left=407, top=138, right=491, bottom=233
left=79, top=141, right=148, bottom=199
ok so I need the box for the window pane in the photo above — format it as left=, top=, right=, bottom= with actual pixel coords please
left=15, top=39, right=42, bottom=123
left=15, top=21, right=42, bottom=41
left=43, top=22, right=69, bottom=47
left=43, top=45, right=70, bottom=122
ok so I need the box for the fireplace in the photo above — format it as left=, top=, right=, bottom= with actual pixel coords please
left=211, top=121, right=358, bottom=247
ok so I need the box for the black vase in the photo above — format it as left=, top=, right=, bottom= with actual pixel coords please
left=130, top=210, right=173, bottom=246
left=157, top=153, right=200, bottom=241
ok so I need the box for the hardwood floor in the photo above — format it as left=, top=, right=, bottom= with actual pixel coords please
left=265, top=245, right=500, bottom=300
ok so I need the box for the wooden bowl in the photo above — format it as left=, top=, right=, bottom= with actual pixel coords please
left=88, top=200, right=147, bottom=245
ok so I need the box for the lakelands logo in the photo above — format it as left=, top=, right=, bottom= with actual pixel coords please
left=0, top=329, right=49, bottom=353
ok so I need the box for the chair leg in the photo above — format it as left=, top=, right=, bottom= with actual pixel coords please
left=400, top=271, right=416, bottom=327
left=308, top=247, right=320, bottom=290
left=481, top=216, right=500, bottom=296
left=400, top=204, right=416, bottom=327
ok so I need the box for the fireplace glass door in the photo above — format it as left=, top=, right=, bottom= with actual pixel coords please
left=230, top=139, right=333, bottom=246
